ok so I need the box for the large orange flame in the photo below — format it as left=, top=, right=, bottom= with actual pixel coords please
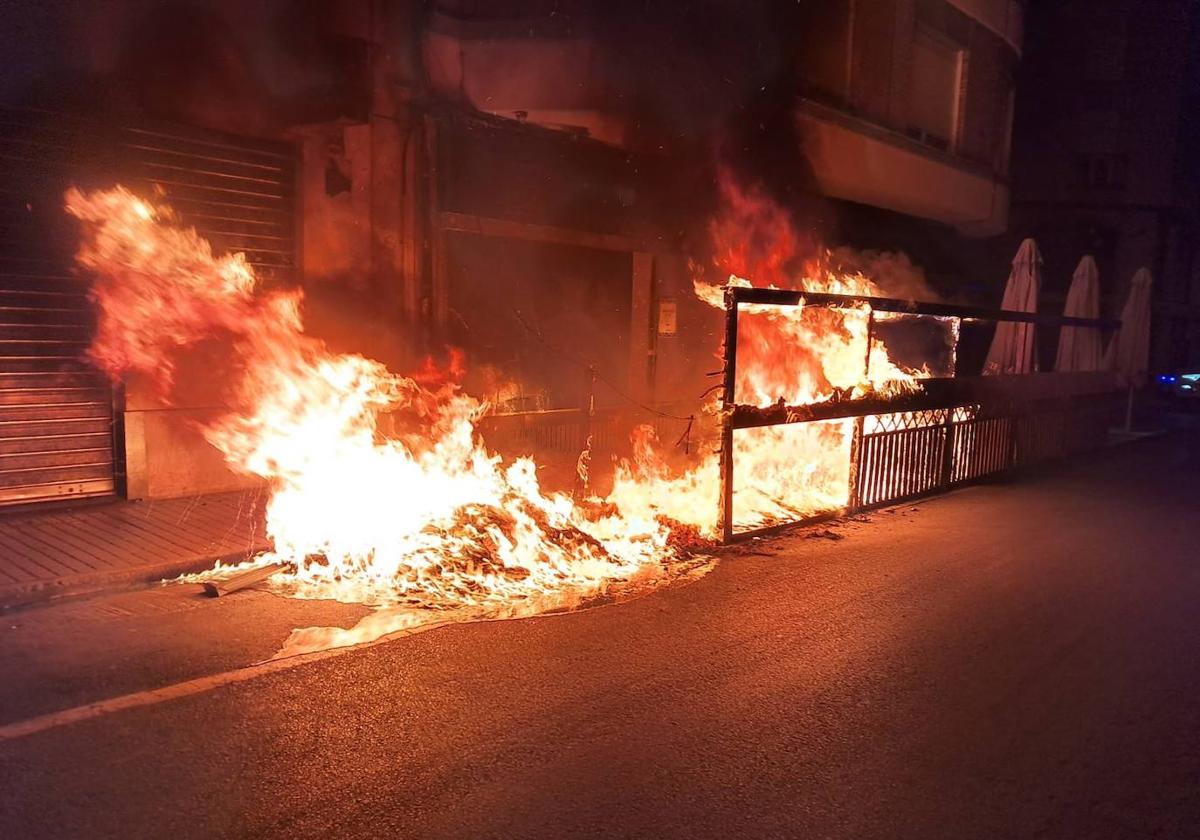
left=67, top=187, right=696, bottom=640
left=67, top=178, right=931, bottom=652
left=610, top=176, right=928, bottom=533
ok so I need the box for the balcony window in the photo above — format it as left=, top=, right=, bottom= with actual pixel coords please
left=909, top=24, right=964, bottom=151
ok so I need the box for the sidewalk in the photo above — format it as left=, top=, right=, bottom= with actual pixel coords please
left=0, top=490, right=271, bottom=610
left=0, top=428, right=1174, bottom=613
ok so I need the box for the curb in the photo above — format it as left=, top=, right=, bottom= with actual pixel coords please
left=0, top=543, right=271, bottom=613
left=1103, top=429, right=1167, bottom=447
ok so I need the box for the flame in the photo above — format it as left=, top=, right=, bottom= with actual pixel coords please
left=67, top=186, right=703, bottom=651
left=67, top=176, right=934, bottom=651
left=610, top=176, right=928, bottom=534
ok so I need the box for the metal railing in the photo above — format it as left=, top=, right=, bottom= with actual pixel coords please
left=717, top=285, right=1123, bottom=543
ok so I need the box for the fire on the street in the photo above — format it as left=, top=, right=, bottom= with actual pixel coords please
left=610, top=177, right=929, bottom=532
left=66, top=183, right=928, bottom=652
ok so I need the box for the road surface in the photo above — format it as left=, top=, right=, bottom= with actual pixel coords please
left=1, top=436, right=1198, bottom=839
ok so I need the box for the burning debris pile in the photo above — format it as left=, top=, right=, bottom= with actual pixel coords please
left=66, top=186, right=699, bottom=623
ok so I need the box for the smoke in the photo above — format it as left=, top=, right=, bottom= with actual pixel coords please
left=589, top=0, right=798, bottom=145
left=4, top=0, right=373, bottom=132
left=698, top=168, right=942, bottom=304
left=691, top=169, right=955, bottom=381
left=825, top=247, right=941, bottom=304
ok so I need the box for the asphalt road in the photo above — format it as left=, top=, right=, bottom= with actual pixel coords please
left=1, top=436, right=1198, bottom=839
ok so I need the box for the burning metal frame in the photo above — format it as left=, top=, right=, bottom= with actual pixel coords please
left=717, top=285, right=1123, bottom=543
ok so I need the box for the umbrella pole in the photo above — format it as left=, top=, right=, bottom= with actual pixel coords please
left=1124, top=384, right=1134, bottom=432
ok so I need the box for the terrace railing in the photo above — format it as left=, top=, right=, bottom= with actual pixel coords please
left=717, top=285, right=1123, bottom=543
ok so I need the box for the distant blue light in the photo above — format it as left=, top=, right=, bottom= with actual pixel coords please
left=1160, top=375, right=1178, bottom=383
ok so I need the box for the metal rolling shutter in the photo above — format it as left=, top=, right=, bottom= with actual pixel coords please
left=0, top=109, right=116, bottom=505
left=0, top=108, right=294, bottom=506
left=114, top=122, right=296, bottom=276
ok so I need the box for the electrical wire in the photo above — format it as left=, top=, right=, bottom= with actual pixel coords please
left=508, top=306, right=699, bottom=423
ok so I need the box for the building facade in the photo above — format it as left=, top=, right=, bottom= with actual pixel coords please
left=1008, top=0, right=1200, bottom=370
left=0, top=0, right=1026, bottom=504
left=793, top=0, right=1023, bottom=236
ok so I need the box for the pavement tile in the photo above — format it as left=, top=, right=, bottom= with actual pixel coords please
left=0, top=490, right=271, bottom=609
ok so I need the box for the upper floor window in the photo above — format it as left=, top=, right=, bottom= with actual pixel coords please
left=1081, top=15, right=1127, bottom=81
left=1075, top=153, right=1128, bottom=190
left=909, top=23, right=964, bottom=151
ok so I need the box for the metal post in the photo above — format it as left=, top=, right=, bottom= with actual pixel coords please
left=847, top=309, right=873, bottom=510
left=573, top=365, right=597, bottom=500
left=862, top=309, right=875, bottom=379
left=111, top=381, right=127, bottom=499
left=940, top=407, right=956, bottom=488
left=718, top=288, right=738, bottom=543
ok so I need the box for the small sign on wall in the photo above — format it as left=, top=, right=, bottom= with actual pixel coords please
left=657, top=299, right=677, bottom=335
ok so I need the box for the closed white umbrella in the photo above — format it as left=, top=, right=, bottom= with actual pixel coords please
left=1104, top=267, right=1154, bottom=429
left=985, top=238, right=1041, bottom=375
left=1055, top=255, right=1103, bottom=371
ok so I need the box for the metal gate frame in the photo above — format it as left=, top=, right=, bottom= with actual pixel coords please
left=717, top=285, right=1123, bottom=543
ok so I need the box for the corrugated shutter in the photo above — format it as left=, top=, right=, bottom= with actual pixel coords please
left=115, top=122, right=296, bottom=275
left=0, top=108, right=116, bottom=505
left=0, top=107, right=294, bottom=506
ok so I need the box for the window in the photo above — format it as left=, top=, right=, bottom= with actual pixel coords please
left=909, top=24, right=964, bottom=151
left=998, top=82, right=1015, bottom=175
left=1072, top=107, right=1125, bottom=190
left=1081, top=16, right=1127, bottom=81
left=1074, top=153, right=1129, bottom=190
